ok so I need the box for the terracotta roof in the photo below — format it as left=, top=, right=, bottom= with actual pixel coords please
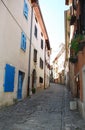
left=65, top=0, right=72, bottom=5
left=65, top=0, right=69, bottom=5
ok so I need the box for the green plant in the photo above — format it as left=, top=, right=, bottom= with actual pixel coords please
left=71, top=34, right=84, bottom=54
left=32, top=88, right=36, bottom=94
left=67, top=15, right=71, bottom=21
left=69, top=56, right=78, bottom=63
left=13, top=98, right=18, bottom=103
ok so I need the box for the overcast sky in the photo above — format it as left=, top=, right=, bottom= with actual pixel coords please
left=39, top=0, right=68, bottom=63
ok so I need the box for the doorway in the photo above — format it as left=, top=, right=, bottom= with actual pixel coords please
left=32, top=69, right=36, bottom=89
left=17, top=71, right=25, bottom=99
left=82, top=69, right=85, bottom=101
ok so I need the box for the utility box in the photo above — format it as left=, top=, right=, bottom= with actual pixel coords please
left=70, top=100, right=77, bottom=110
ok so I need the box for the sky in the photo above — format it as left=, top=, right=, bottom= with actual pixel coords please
left=39, top=0, right=69, bottom=63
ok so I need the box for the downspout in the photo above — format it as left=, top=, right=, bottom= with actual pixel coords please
left=44, top=43, right=46, bottom=89
left=48, top=49, right=51, bottom=87
left=27, top=5, right=33, bottom=96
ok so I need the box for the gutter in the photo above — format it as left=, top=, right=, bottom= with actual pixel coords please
left=27, top=5, right=33, bottom=96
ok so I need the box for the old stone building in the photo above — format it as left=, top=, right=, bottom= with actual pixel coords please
left=0, top=0, right=51, bottom=106
left=65, top=0, right=85, bottom=118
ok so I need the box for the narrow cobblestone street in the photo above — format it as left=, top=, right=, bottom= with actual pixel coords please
left=0, top=83, right=85, bottom=130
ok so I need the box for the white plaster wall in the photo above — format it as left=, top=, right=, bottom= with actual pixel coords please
left=57, top=52, right=65, bottom=73
left=45, top=47, right=50, bottom=87
left=0, top=0, right=50, bottom=106
left=30, top=10, right=45, bottom=89
left=0, top=0, right=31, bottom=106
left=2, top=0, right=31, bottom=38
left=31, top=9, right=50, bottom=89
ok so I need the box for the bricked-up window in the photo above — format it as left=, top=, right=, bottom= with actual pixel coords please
left=34, top=25, right=37, bottom=38
left=34, top=49, right=37, bottom=62
left=40, top=58, right=43, bottom=69
left=41, top=39, right=43, bottom=49
left=39, top=77, right=43, bottom=83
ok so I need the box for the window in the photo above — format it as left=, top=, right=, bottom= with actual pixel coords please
left=73, top=0, right=77, bottom=10
left=41, top=32, right=43, bottom=37
left=34, top=25, right=37, bottom=38
left=40, top=58, right=43, bottom=69
left=17, top=71, right=25, bottom=99
left=34, top=49, right=37, bottom=62
left=21, top=32, right=26, bottom=51
left=23, top=0, right=28, bottom=20
left=41, top=39, right=43, bottom=49
left=4, top=64, right=15, bottom=92
left=35, top=17, right=38, bottom=23
left=39, top=77, right=43, bottom=83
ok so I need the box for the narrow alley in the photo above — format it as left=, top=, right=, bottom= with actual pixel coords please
left=0, top=84, right=85, bottom=130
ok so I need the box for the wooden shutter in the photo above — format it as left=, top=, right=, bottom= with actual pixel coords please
left=4, top=64, right=15, bottom=92
left=21, top=32, right=26, bottom=51
left=23, top=0, right=28, bottom=19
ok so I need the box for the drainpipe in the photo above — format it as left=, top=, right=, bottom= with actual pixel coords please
left=44, top=43, right=46, bottom=89
left=49, top=52, right=51, bottom=87
left=27, top=5, right=33, bottom=96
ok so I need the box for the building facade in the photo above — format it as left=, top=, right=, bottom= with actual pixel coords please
left=64, top=9, right=70, bottom=89
left=53, top=44, right=65, bottom=84
left=65, top=0, right=85, bottom=119
left=29, top=0, right=51, bottom=92
left=0, top=0, right=50, bottom=106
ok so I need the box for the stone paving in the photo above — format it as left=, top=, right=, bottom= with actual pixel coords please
left=63, top=88, right=85, bottom=130
left=0, top=83, right=85, bottom=130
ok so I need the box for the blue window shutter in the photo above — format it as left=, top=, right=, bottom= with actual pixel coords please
left=21, top=33, right=23, bottom=49
left=21, top=32, right=26, bottom=51
left=4, top=64, right=15, bottom=92
left=24, top=37, right=26, bottom=50
left=23, top=0, right=28, bottom=19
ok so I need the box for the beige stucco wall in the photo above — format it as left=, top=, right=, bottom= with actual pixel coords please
left=30, top=10, right=50, bottom=90
left=45, top=48, right=50, bottom=88
left=30, top=11, right=45, bottom=89
left=0, top=0, right=50, bottom=105
left=53, top=50, right=65, bottom=81
left=0, top=0, right=31, bottom=106
left=2, top=0, right=31, bottom=37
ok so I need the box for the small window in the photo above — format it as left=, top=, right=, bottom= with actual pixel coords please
left=39, top=77, right=43, bottom=83
left=34, top=49, right=37, bottom=62
left=40, top=58, right=43, bottom=69
left=34, top=25, right=37, bottom=38
left=41, top=32, right=43, bottom=37
left=23, top=0, right=28, bottom=20
left=21, top=32, right=26, bottom=52
left=41, top=39, right=43, bottom=49
left=35, top=17, right=38, bottom=23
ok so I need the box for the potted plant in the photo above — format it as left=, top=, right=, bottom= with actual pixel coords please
left=69, top=55, right=78, bottom=63
left=32, top=87, right=36, bottom=94
left=69, top=34, right=84, bottom=63
left=79, top=40, right=85, bottom=51
left=71, top=34, right=84, bottom=54
left=67, top=15, right=71, bottom=21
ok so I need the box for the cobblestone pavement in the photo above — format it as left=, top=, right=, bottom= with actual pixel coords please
left=0, top=83, right=85, bottom=130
